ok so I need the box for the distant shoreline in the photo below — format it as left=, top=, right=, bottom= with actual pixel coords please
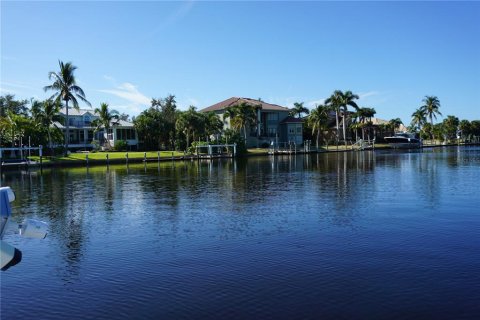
left=1, top=143, right=478, bottom=172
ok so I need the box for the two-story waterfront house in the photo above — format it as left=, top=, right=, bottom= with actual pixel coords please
left=200, top=97, right=303, bottom=148
left=55, top=108, right=138, bottom=150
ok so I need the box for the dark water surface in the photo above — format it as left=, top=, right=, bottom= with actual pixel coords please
left=1, top=147, right=479, bottom=319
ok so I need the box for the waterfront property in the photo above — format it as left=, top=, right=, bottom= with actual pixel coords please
left=55, top=108, right=138, bottom=150
left=200, top=97, right=303, bottom=148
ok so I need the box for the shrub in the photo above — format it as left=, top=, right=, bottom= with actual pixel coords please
left=113, top=140, right=128, bottom=151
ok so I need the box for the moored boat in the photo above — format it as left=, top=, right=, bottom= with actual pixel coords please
left=384, top=132, right=422, bottom=149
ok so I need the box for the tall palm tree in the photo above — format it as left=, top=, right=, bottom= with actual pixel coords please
left=44, top=60, right=91, bottom=155
left=411, top=108, right=426, bottom=132
left=420, top=96, right=442, bottom=140
left=326, top=90, right=360, bottom=146
left=223, top=102, right=259, bottom=142
left=92, top=103, right=120, bottom=149
left=325, top=91, right=343, bottom=145
left=308, top=104, right=330, bottom=149
left=33, top=99, right=63, bottom=154
left=289, top=102, right=310, bottom=118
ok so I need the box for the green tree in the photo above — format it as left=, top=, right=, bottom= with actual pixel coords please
left=308, top=104, right=330, bottom=148
left=420, top=96, right=442, bottom=140
left=202, top=111, right=223, bottom=142
left=134, top=107, right=164, bottom=150
left=0, top=94, right=29, bottom=117
left=44, top=61, right=91, bottom=155
left=388, top=118, right=403, bottom=134
left=289, top=102, right=310, bottom=118
left=175, top=106, right=203, bottom=151
left=325, top=91, right=342, bottom=145
left=223, top=101, right=259, bottom=142
left=326, top=90, right=359, bottom=146
left=32, top=99, right=63, bottom=154
left=442, top=115, right=459, bottom=141
left=411, top=108, right=426, bottom=132
left=152, top=95, right=178, bottom=149
left=91, top=103, right=120, bottom=149
left=458, top=120, right=472, bottom=141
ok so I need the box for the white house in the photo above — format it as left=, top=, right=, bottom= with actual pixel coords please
left=55, top=108, right=138, bottom=150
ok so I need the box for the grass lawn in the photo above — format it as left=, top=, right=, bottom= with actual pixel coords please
left=29, top=151, right=185, bottom=162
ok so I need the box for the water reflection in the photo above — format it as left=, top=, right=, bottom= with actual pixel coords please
left=0, top=147, right=479, bottom=279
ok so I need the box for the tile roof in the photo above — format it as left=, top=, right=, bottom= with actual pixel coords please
left=200, top=97, right=290, bottom=112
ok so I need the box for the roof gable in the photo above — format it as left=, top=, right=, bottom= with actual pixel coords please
left=200, top=97, right=290, bottom=112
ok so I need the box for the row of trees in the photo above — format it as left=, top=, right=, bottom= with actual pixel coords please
left=133, top=95, right=225, bottom=151
left=2, top=60, right=480, bottom=154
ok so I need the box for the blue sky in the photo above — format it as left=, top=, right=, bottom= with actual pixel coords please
left=1, top=1, right=479, bottom=124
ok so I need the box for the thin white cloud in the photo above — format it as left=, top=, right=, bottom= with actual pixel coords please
left=99, top=82, right=151, bottom=106
left=103, top=75, right=116, bottom=84
left=142, top=1, right=195, bottom=40
left=359, top=91, right=380, bottom=99
left=306, top=98, right=327, bottom=109
left=0, top=81, right=36, bottom=90
left=0, top=87, right=17, bottom=94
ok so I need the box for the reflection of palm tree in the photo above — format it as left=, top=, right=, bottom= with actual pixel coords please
left=92, top=103, right=119, bottom=149
left=44, top=61, right=91, bottom=155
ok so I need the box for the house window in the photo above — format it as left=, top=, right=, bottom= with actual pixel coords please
left=296, top=126, right=302, bottom=134
left=268, top=127, right=277, bottom=137
left=267, top=113, right=278, bottom=121
left=117, top=128, right=135, bottom=140
left=289, top=127, right=295, bottom=134
left=107, top=129, right=113, bottom=140
left=88, top=130, right=94, bottom=141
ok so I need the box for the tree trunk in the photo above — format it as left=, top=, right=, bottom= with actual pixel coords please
left=342, top=109, right=347, bottom=147
left=316, top=129, right=320, bottom=149
left=335, top=111, right=339, bottom=145
left=64, top=100, right=69, bottom=156
left=48, top=130, right=53, bottom=155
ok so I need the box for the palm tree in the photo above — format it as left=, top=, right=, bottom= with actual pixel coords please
left=175, top=106, right=202, bottom=150
left=91, top=103, right=120, bottom=149
left=411, top=108, right=426, bottom=132
left=338, top=91, right=360, bottom=146
left=33, top=99, right=63, bottom=154
left=203, top=111, right=223, bottom=142
left=289, top=102, right=310, bottom=118
left=361, top=107, right=376, bottom=140
left=44, top=60, right=91, bottom=155
left=325, top=91, right=342, bottom=145
left=308, top=104, right=330, bottom=149
left=388, top=118, right=403, bottom=134
left=420, top=96, right=442, bottom=140
left=223, top=102, right=259, bottom=142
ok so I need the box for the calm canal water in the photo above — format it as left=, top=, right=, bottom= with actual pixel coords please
left=1, top=147, right=479, bottom=319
